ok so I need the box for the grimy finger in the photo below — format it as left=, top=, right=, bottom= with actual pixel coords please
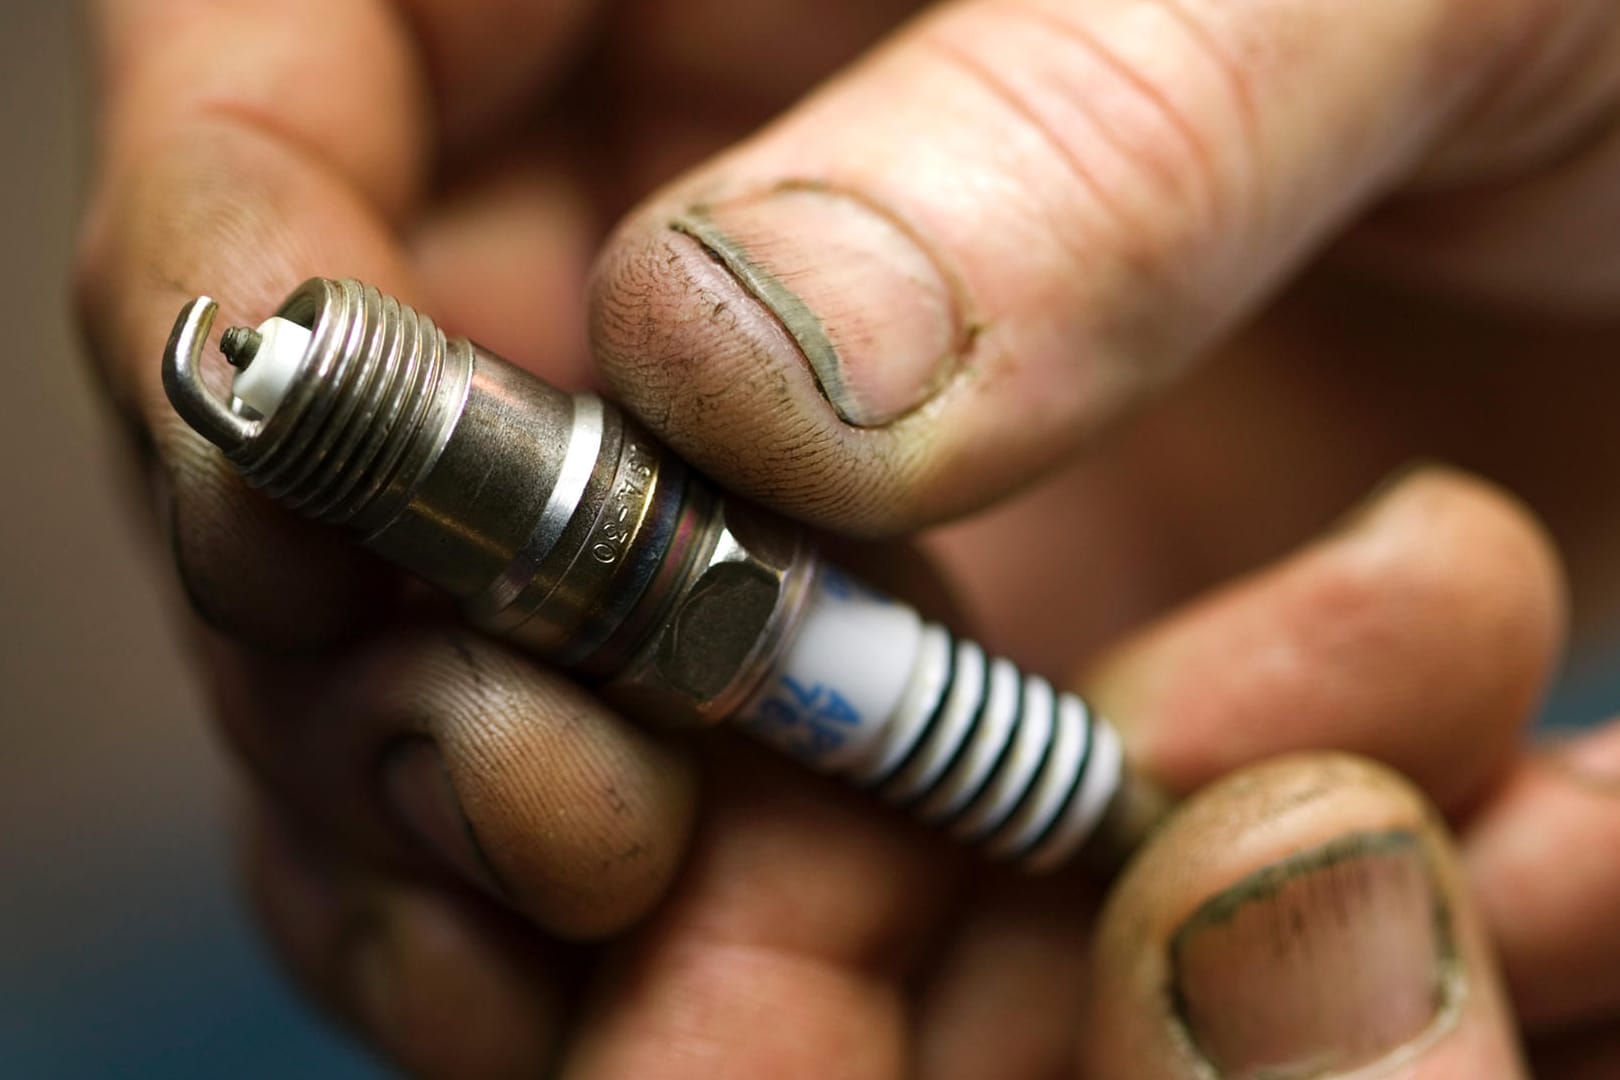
left=241, top=799, right=566, bottom=1079
left=591, top=0, right=1619, bottom=535
left=557, top=743, right=955, bottom=1080
left=216, top=629, right=699, bottom=940
left=1085, top=754, right=1527, bottom=1079
left=77, top=0, right=596, bottom=647
left=1084, top=466, right=1567, bottom=814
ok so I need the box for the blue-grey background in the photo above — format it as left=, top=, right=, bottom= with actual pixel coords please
left=1, top=4, right=1614, bottom=1078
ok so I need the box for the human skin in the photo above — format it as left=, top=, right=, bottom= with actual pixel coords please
left=76, top=1, right=1620, bottom=1076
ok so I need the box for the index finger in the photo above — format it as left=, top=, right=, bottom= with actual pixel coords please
left=76, top=0, right=593, bottom=646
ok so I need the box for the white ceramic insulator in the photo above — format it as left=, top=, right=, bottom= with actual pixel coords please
left=739, top=566, right=1124, bottom=872
left=231, top=316, right=312, bottom=418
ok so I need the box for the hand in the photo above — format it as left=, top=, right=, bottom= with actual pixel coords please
left=75, top=1, right=1620, bottom=1077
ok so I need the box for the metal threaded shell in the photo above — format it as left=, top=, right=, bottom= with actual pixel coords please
left=227, top=279, right=468, bottom=534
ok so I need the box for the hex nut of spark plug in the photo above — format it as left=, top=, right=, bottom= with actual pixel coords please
left=607, top=497, right=813, bottom=724
left=658, top=561, right=780, bottom=700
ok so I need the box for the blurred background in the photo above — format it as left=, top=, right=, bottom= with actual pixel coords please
left=0, top=4, right=381, bottom=1076
left=4, top=4, right=1618, bottom=1079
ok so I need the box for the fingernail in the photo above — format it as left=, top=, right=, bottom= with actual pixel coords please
left=381, top=738, right=503, bottom=894
left=1170, top=830, right=1459, bottom=1079
left=671, top=183, right=964, bottom=426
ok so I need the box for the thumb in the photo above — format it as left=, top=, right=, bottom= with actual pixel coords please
left=1083, top=753, right=1525, bottom=1079
left=590, top=0, right=1609, bottom=534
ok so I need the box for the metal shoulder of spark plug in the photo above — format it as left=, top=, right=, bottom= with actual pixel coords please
left=162, top=277, right=1162, bottom=876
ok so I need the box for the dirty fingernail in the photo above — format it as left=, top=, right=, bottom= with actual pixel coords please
left=381, top=738, right=502, bottom=894
left=671, top=184, right=964, bottom=426
left=1170, top=830, right=1459, bottom=1079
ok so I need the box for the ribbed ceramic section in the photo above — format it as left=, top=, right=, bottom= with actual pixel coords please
left=871, top=629, right=1122, bottom=870
left=229, top=279, right=454, bottom=530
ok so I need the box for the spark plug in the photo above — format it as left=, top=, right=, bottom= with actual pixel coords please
left=162, top=278, right=1162, bottom=875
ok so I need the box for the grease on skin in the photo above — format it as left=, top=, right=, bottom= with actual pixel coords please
left=1168, top=829, right=1464, bottom=1080
left=671, top=208, right=851, bottom=417
left=668, top=180, right=973, bottom=428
